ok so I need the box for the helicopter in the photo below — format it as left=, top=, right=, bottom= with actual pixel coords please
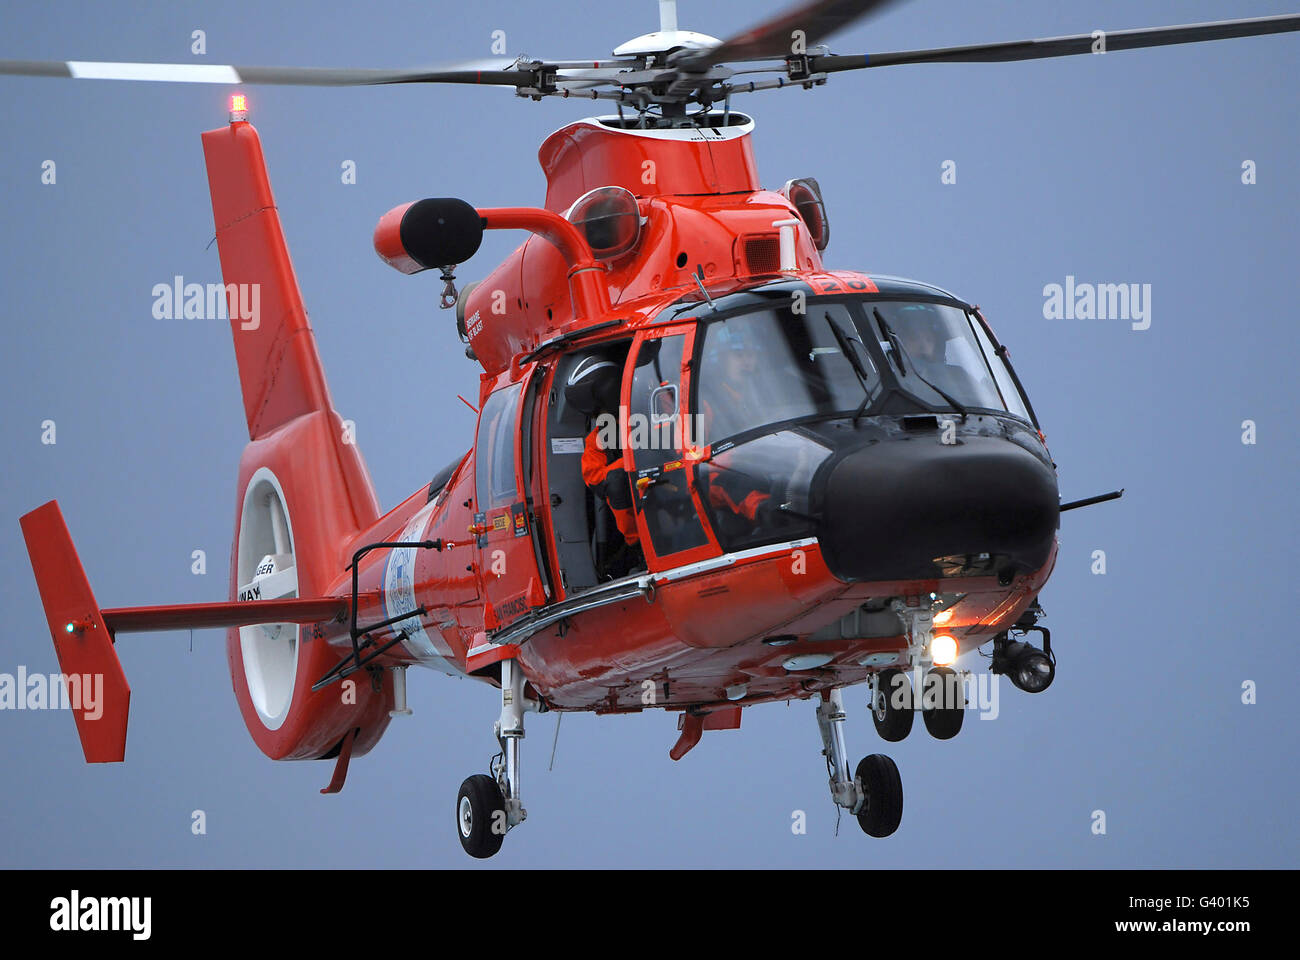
left=10, top=1, right=1299, bottom=859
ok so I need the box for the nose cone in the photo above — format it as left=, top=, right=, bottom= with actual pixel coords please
left=817, top=436, right=1059, bottom=582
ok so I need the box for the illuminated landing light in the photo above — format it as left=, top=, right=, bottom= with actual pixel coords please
left=783, top=652, right=832, bottom=671
left=933, top=609, right=954, bottom=626
left=64, top=622, right=76, bottom=634
left=930, top=635, right=959, bottom=667
left=229, top=93, right=248, bottom=122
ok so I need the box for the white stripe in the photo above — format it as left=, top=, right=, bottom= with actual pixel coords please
left=67, top=61, right=241, bottom=83
left=651, top=538, right=818, bottom=585
left=383, top=503, right=459, bottom=673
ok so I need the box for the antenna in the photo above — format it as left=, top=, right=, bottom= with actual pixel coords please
left=659, top=0, right=678, bottom=34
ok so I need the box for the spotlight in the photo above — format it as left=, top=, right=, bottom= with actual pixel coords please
left=1011, top=647, right=1054, bottom=693
left=991, top=629, right=1055, bottom=694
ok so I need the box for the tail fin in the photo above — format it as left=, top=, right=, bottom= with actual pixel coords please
left=202, top=119, right=379, bottom=539
left=202, top=118, right=388, bottom=761
left=202, top=120, right=332, bottom=441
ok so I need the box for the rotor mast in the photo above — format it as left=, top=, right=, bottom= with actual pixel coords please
left=660, top=0, right=677, bottom=34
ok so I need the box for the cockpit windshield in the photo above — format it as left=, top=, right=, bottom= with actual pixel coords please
left=694, top=296, right=1033, bottom=436
left=866, top=300, right=1024, bottom=417
left=695, top=301, right=881, bottom=446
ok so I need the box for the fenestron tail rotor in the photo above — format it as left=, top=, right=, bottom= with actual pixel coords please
left=2, top=1, right=1298, bottom=121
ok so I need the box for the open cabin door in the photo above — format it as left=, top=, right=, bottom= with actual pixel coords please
left=473, top=370, right=551, bottom=631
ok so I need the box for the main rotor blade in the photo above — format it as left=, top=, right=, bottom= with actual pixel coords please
left=0, top=58, right=530, bottom=87
left=676, top=0, right=904, bottom=70
left=809, top=14, right=1300, bottom=73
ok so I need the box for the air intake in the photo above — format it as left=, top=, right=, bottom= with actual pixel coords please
left=738, top=234, right=781, bottom=276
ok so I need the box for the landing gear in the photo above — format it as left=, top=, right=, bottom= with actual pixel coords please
left=921, top=665, right=964, bottom=740
left=455, top=656, right=529, bottom=859
left=884, top=598, right=966, bottom=741
left=855, top=754, right=903, bottom=837
left=456, top=774, right=505, bottom=859
left=815, top=687, right=903, bottom=838
left=870, top=668, right=914, bottom=742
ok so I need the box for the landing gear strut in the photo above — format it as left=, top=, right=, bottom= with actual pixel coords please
left=882, top=598, right=968, bottom=741
left=455, top=657, right=529, bottom=859
left=816, top=687, right=903, bottom=838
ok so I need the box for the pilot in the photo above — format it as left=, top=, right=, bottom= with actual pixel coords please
left=697, top=325, right=774, bottom=530
left=894, top=309, right=992, bottom=407
left=698, top=325, right=763, bottom=445
left=567, top=355, right=643, bottom=577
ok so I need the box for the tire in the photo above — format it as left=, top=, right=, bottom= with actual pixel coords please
left=456, top=774, right=507, bottom=859
left=855, top=754, right=903, bottom=838
left=921, top=666, right=964, bottom=740
left=871, top=669, right=914, bottom=742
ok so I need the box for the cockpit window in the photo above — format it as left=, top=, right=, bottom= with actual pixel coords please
left=696, top=302, right=879, bottom=446
left=864, top=301, right=1006, bottom=413
left=967, top=314, right=1033, bottom=422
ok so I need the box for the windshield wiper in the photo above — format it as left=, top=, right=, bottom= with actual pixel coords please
left=872, top=307, right=968, bottom=419
left=824, top=315, right=875, bottom=425
left=872, top=307, right=907, bottom=376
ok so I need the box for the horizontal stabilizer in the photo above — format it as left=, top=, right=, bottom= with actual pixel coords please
left=102, top=596, right=347, bottom=633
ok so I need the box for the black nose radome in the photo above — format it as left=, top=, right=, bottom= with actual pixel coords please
left=816, top=436, right=1059, bottom=583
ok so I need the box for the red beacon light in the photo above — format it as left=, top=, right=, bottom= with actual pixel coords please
left=781, top=177, right=829, bottom=252
left=229, top=93, right=248, bottom=123
left=566, top=186, right=642, bottom=261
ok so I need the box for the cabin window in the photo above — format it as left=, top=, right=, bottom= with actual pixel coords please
left=476, top=382, right=522, bottom=510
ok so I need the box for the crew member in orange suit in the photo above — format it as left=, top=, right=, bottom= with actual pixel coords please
left=566, top=354, right=643, bottom=577
left=581, top=420, right=639, bottom=549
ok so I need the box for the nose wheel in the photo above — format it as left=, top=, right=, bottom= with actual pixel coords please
left=921, top=665, right=964, bottom=740
left=871, top=668, right=915, bottom=742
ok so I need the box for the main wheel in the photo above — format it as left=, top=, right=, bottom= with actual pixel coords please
left=456, top=774, right=507, bottom=859
left=871, top=669, right=914, bottom=742
left=921, top=666, right=964, bottom=740
left=855, top=754, right=903, bottom=838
